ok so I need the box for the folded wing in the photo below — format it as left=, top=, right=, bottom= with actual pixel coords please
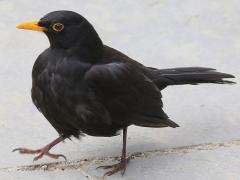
left=85, top=62, right=179, bottom=128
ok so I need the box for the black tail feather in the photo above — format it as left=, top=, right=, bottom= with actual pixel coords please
left=128, top=112, right=179, bottom=128
left=149, top=67, right=235, bottom=90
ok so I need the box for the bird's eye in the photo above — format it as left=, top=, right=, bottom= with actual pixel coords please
left=52, top=23, right=64, bottom=32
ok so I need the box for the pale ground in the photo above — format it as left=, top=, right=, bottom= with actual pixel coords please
left=0, top=0, right=239, bottom=179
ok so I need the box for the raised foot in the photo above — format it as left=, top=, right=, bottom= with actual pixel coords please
left=12, top=147, right=67, bottom=161
left=97, top=156, right=131, bottom=177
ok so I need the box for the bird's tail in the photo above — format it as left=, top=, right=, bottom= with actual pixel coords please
left=149, top=67, right=235, bottom=90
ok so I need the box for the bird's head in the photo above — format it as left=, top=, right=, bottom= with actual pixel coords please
left=17, top=10, right=103, bottom=59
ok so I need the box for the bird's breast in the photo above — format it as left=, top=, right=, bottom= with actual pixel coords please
left=31, top=52, right=96, bottom=135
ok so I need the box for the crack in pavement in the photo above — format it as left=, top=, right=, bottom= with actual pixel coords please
left=1, top=139, right=240, bottom=178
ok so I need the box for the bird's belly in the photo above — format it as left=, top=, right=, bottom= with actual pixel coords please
left=32, top=84, right=79, bottom=136
left=32, top=84, right=122, bottom=137
left=80, top=123, right=122, bottom=137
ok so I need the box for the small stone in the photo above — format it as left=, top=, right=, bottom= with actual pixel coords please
left=41, top=165, right=48, bottom=170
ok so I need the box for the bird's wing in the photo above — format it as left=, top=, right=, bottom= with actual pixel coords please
left=85, top=62, right=179, bottom=128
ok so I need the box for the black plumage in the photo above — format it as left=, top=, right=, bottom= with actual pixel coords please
left=13, top=11, right=235, bottom=176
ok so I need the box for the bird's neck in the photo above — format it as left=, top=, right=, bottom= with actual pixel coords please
left=68, top=35, right=103, bottom=63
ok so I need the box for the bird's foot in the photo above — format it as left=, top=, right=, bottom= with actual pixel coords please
left=12, top=147, right=67, bottom=161
left=97, top=156, right=131, bottom=177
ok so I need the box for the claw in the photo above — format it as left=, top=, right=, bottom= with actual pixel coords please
left=12, top=136, right=67, bottom=161
left=97, top=156, right=131, bottom=177
left=33, top=153, right=43, bottom=162
left=13, top=147, right=67, bottom=161
left=13, top=148, right=40, bottom=154
left=45, top=153, right=67, bottom=161
left=13, top=137, right=66, bottom=161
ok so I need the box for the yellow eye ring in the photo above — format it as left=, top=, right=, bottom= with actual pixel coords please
left=52, top=23, right=64, bottom=32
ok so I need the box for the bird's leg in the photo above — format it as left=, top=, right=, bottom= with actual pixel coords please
left=97, top=127, right=131, bottom=176
left=13, top=136, right=67, bottom=161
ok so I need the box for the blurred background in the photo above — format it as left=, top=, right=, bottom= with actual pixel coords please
left=0, top=0, right=239, bottom=179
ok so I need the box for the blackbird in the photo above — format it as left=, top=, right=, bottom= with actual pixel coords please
left=13, top=10, right=235, bottom=176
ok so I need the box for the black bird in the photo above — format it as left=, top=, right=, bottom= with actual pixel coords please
left=13, top=11, right=235, bottom=176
